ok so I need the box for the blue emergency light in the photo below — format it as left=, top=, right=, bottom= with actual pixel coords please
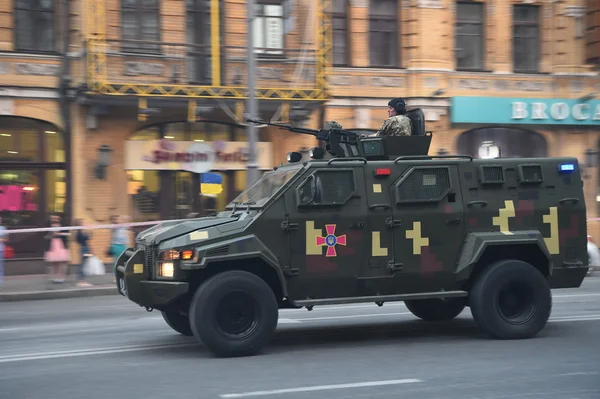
left=558, top=163, right=575, bottom=172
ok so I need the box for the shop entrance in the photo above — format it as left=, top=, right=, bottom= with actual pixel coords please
left=457, top=127, right=548, bottom=158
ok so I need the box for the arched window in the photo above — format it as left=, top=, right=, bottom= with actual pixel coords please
left=0, top=116, right=67, bottom=258
left=457, top=127, right=548, bottom=158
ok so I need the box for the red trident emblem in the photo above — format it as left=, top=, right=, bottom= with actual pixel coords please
left=316, top=224, right=347, bottom=257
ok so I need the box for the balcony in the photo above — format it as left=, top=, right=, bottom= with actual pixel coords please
left=83, top=34, right=327, bottom=102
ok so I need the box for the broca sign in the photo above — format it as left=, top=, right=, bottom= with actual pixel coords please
left=512, top=101, right=600, bottom=122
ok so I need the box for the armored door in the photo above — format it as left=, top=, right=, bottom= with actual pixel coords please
left=391, top=163, right=466, bottom=293
left=283, top=166, right=369, bottom=301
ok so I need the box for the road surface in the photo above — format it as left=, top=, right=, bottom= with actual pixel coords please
left=1, top=277, right=599, bottom=399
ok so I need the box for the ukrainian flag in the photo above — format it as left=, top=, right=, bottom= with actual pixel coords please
left=200, top=172, right=223, bottom=195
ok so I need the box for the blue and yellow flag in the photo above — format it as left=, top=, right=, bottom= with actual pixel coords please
left=200, top=172, right=223, bottom=195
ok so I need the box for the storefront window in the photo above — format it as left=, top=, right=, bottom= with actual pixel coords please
left=0, top=116, right=68, bottom=259
left=457, top=127, right=548, bottom=158
left=129, top=170, right=160, bottom=222
left=46, top=169, right=66, bottom=215
left=126, top=120, right=271, bottom=221
left=164, top=123, right=186, bottom=141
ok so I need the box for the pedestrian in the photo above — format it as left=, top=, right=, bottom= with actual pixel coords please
left=110, top=215, right=129, bottom=277
left=44, top=215, right=70, bottom=283
left=75, top=218, right=93, bottom=287
left=0, top=216, right=6, bottom=286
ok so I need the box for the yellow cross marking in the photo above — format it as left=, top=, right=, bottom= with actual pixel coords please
left=543, top=207, right=560, bottom=255
left=406, top=221, right=429, bottom=255
left=492, top=200, right=515, bottom=235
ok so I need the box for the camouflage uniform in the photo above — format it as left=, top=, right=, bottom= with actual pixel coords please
left=376, top=115, right=412, bottom=136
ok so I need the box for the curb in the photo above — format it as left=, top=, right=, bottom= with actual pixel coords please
left=0, top=285, right=119, bottom=302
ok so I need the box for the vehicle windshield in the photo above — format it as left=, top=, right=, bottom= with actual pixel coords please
left=226, top=165, right=303, bottom=208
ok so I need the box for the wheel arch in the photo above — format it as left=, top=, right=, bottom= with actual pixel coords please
left=189, top=256, right=287, bottom=301
left=456, top=232, right=553, bottom=291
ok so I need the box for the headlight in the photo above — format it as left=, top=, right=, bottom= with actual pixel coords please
left=159, top=249, right=195, bottom=261
left=159, top=262, right=174, bottom=278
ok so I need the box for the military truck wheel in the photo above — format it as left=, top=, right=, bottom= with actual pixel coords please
left=189, top=270, right=279, bottom=358
left=469, top=259, right=552, bottom=340
left=161, top=311, right=194, bottom=336
left=404, top=297, right=467, bottom=321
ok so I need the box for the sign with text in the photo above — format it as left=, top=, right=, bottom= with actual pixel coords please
left=124, top=139, right=273, bottom=173
left=451, top=97, right=600, bottom=125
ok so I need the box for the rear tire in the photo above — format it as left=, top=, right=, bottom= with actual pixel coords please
left=161, top=310, right=193, bottom=336
left=404, top=297, right=467, bottom=321
left=189, top=270, right=279, bottom=358
left=469, top=259, right=552, bottom=339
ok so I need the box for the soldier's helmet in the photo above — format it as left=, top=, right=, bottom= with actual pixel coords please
left=388, top=98, right=406, bottom=115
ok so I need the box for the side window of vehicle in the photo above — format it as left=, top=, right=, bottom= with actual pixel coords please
left=296, top=169, right=356, bottom=207
left=394, top=166, right=451, bottom=204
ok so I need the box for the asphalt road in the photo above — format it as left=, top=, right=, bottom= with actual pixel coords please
left=1, top=277, right=599, bottom=399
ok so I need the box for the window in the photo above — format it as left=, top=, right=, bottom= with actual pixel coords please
left=0, top=117, right=67, bottom=259
left=298, top=170, right=356, bottom=206
left=186, top=0, right=212, bottom=84
left=333, top=0, right=350, bottom=66
left=513, top=5, right=540, bottom=73
left=395, top=167, right=451, bottom=204
left=253, top=0, right=285, bottom=55
left=369, top=0, right=399, bottom=67
left=14, top=0, right=56, bottom=52
left=455, top=2, right=484, bottom=71
left=121, top=0, right=161, bottom=53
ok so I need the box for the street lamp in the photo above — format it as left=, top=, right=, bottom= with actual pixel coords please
left=95, top=144, right=112, bottom=180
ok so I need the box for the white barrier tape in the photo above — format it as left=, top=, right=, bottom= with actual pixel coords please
left=3, top=217, right=600, bottom=235
left=1, top=218, right=192, bottom=235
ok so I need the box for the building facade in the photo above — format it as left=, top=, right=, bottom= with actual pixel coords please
left=1, top=0, right=328, bottom=269
left=325, top=0, right=600, bottom=239
left=1, top=0, right=599, bottom=270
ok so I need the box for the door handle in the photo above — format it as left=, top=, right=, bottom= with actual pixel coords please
left=446, top=219, right=461, bottom=225
left=369, top=204, right=391, bottom=210
left=559, top=197, right=579, bottom=205
left=467, top=200, right=488, bottom=207
left=349, top=222, right=365, bottom=229
left=385, top=217, right=402, bottom=227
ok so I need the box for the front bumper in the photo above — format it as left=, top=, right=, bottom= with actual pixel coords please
left=115, top=247, right=189, bottom=308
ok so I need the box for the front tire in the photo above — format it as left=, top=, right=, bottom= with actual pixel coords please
left=189, top=270, right=279, bottom=358
left=161, top=310, right=194, bottom=336
left=469, top=259, right=552, bottom=340
left=404, top=297, right=467, bottom=321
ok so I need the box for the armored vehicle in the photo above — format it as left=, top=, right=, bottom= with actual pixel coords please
left=115, top=108, right=589, bottom=358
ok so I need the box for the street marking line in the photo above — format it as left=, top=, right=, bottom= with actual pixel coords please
left=219, top=378, right=424, bottom=398
left=0, top=343, right=194, bottom=363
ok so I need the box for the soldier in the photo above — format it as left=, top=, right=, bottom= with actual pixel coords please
left=375, top=98, right=412, bottom=136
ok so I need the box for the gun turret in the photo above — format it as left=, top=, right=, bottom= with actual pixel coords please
left=245, top=110, right=433, bottom=161
left=245, top=117, right=362, bottom=158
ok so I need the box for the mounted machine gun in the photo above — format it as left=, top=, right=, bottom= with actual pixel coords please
left=245, top=108, right=433, bottom=161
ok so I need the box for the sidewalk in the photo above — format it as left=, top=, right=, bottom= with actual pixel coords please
left=0, top=273, right=118, bottom=302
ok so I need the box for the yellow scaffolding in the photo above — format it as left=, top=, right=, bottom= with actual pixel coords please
left=82, top=0, right=332, bottom=101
